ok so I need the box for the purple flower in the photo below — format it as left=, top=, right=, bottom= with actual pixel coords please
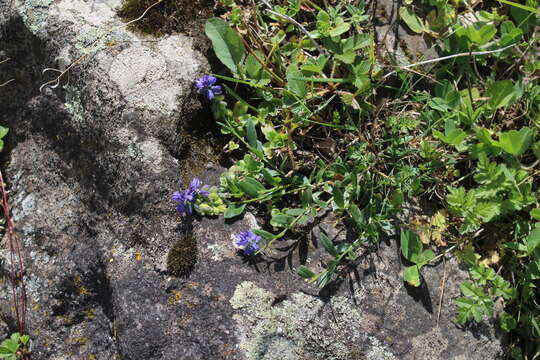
left=188, top=178, right=209, bottom=197
left=195, top=75, right=222, bottom=100
left=172, top=178, right=209, bottom=215
left=235, top=230, right=262, bottom=255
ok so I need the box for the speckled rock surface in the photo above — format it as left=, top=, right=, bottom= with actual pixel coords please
left=0, top=1, right=504, bottom=359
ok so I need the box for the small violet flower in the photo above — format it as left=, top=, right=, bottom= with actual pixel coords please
left=172, top=178, right=209, bottom=215
left=195, top=75, right=222, bottom=100
left=235, top=230, right=262, bottom=256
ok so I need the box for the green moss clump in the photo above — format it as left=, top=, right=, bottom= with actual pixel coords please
left=166, top=234, right=198, bottom=277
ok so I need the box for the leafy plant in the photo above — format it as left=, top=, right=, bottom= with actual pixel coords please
left=400, top=229, right=435, bottom=286
left=189, top=0, right=540, bottom=356
left=0, top=333, right=30, bottom=360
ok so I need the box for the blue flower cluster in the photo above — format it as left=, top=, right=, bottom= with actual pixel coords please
left=195, top=75, right=222, bottom=100
left=172, top=178, right=209, bottom=215
left=235, top=230, right=262, bottom=255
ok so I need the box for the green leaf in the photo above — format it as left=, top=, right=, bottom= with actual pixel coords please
left=474, top=202, right=501, bottom=222
left=270, top=211, right=294, bottom=228
left=498, top=127, right=534, bottom=156
left=261, top=168, right=280, bottom=187
left=352, top=74, right=371, bottom=93
left=332, top=185, right=345, bottom=209
left=499, top=312, right=517, bottom=332
left=19, top=335, right=29, bottom=345
left=316, top=269, right=333, bottom=288
left=526, top=228, right=540, bottom=255
left=400, top=229, right=422, bottom=262
left=533, top=141, right=540, bottom=159
left=245, top=52, right=262, bottom=78
left=530, top=208, right=540, bottom=220
left=410, top=249, right=435, bottom=266
left=302, top=55, right=329, bottom=73
left=0, top=341, right=16, bottom=354
left=349, top=204, right=364, bottom=228
left=0, top=126, right=8, bottom=139
left=253, top=229, right=275, bottom=240
left=335, top=50, right=356, bottom=64
left=301, top=187, right=313, bottom=207
left=224, top=204, right=246, bottom=219
left=205, top=18, right=245, bottom=74
left=286, top=65, right=307, bottom=97
left=399, top=7, right=426, bottom=33
left=342, top=34, right=370, bottom=51
left=433, top=120, right=467, bottom=146
left=403, top=265, right=421, bottom=287
left=487, top=80, right=517, bottom=109
left=245, top=118, right=258, bottom=148
left=297, top=265, right=316, bottom=279
left=319, top=231, right=338, bottom=257
left=238, top=177, right=266, bottom=197
left=329, top=18, right=351, bottom=37
left=497, top=0, right=540, bottom=14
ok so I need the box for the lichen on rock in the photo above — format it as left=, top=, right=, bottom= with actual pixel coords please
left=230, top=281, right=395, bottom=360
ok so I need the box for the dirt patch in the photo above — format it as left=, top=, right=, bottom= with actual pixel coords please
left=117, top=0, right=217, bottom=38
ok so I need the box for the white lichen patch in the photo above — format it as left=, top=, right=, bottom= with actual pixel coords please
left=366, top=336, right=398, bottom=360
left=53, top=0, right=122, bottom=28
left=108, top=35, right=205, bottom=114
left=411, top=327, right=449, bottom=360
left=109, top=45, right=174, bottom=113
left=230, top=281, right=396, bottom=360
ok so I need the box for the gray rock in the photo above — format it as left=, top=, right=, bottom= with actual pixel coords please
left=0, top=1, right=504, bottom=360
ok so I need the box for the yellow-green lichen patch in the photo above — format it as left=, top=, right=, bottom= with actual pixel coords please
left=166, top=234, right=198, bottom=277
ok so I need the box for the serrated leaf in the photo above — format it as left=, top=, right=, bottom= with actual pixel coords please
left=224, top=204, right=246, bottom=219
left=205, top=18, right=245, bottom=74
left=475, top=202, right=501, bottom=222
left=403, top=265, right=421, bottom=286
left=352, top=74, right=371, bottom=93
left=498, top=127, right=534, bottom=156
